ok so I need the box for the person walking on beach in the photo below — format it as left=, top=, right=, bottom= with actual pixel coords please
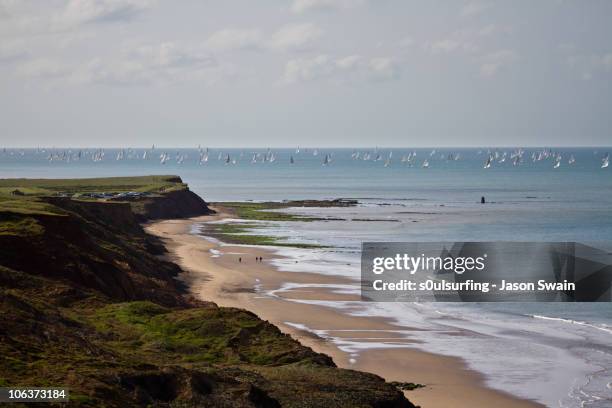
left=238, top=257, right=242, bottom=263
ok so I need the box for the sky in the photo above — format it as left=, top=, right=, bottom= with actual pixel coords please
left=1, top=0, right=611, bottom=148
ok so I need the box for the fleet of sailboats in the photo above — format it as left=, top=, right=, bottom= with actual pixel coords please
left=3, top=147, right=610, bottom=171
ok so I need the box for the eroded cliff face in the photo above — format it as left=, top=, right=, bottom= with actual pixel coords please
left=0, top=197, right=188, bottom=306
left=0, top=187, right=415, bottom=408
left=131, top=188, right=215, bottom=222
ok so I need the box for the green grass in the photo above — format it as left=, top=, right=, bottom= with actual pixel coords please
left=0, top=197, right=65, bottom=216
left=0, top=215, right=45, bottom=236
left=0, top=175, right=185, bottom=195
left=206, top=200, right=357, bottom=248
left=88, top=301, right=316, bottom=366
left=0, top=175, right=186, bottom=218
left=205, top=222, right=325, bottom=249
left=218, top=202, right=319, bottom=222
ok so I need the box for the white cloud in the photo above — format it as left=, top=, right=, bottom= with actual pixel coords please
left=204, top=23, right=323, bottom=53
left=131, top=42, right=215, bottom=69
left=291, top=0, right=365, bottom=14
left=280, top=54, right=399, bottom=84
left=281, top=54, right=332, bottom=83
left=16, top=58, right=70, bottom=79
left=398, top=36, right=415, bottom=48
left=0, top=0, right=153, bottom=40
left=268, top=23, right=323, bottom=51
left=204, top=28, right=263, bottom=52
left=424, top=38, right=479, bottom=54
left=335, top=54, right=362, bottom=69
left=423, top=28, right=485, bottom=55
left=61, top=0, right=153, bottom=25
left=89, top=42, right=217, bottom=85
left=20, top=42, right=223, bottom=87
left=368, top=57, right=398, bottom=81
left=566, top=52, right=612, bottom=80
left=478, top=24, right=512, bottom=36
left=460, top=1, right=491, bottom=18
left=479, top=49, right=519, bottom=77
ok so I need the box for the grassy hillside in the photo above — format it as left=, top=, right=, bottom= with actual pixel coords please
left=0, top=175, right=185, bottom=195
left=0, top=176, right=415, bottom=407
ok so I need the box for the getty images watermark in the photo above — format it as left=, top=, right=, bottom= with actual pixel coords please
left=361, top=242, right=612, bottom=302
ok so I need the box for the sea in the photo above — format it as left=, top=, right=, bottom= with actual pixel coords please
left=2, top=147, right=612, bottom=407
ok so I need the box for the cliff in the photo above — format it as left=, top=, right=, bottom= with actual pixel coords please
left=0, top=176, right=416, bottom=408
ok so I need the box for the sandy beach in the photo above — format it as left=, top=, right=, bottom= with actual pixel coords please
left=145, top=208, right=544, bottom=408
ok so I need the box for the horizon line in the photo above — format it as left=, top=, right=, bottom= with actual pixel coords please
left=2, top=145, right=612, bottom=150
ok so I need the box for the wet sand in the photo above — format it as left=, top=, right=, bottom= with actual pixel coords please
left=145, top=209, right=544, bottom=408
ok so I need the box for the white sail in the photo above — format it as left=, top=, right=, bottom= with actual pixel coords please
left=484, top=156, right=492, bottom=169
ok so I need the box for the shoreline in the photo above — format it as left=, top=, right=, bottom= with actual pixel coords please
left=145, top=209, right=544, bottom=408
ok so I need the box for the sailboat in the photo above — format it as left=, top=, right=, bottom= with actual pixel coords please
left=322, top=154, right=330, bottom=166
left=483, top=155, right=492, bottom=169
left=290, top=155, right=295, bottom=164
left=200, top=149, right=209, bottom=164
left=422, top=159, right=429, bottom=168
left=384, top=152, right=392, bottom=167
left=602, top=153, right=609, bottom=169
left=553, top=158, right=561, bottom=169
left=568, top=155, right=576, bottom=165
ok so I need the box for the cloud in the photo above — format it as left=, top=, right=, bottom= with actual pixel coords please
left=290, top=0, right=365, bottom=14
left=16, top=58, right=71, bottom=79
left=0, top=0, right=154, bottom=40
left=478, top=24, right=512, bottom=36
left=566, top=52, right=612, bottom=80
left=368, top=57, right=399, bottom=81
left=84, top=42, right=217, bottom=85
left=398, top=36, right=415, bottom=48
left=61, top=0, right=153, bottom=25
left=280, top=54, right=399, bottom=84
left=205, top=23, right=323, bottom=53
left=281, top=54, right=332, bottom=83
left=268, top=23, right=323, bottom=51
left=17, top=42, right=222, bottom=87
left=479, top=49, right=519, bottom=76
left=460, top=1, right=491, bottom=18
left=204, top=28, right=263, bottom=52
left=424, top=38, right=479, bottom=54
left=423, top=28, right=485, bottom=55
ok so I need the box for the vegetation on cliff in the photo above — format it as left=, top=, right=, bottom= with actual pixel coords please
left=0, top=176, right=415, bottom=407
